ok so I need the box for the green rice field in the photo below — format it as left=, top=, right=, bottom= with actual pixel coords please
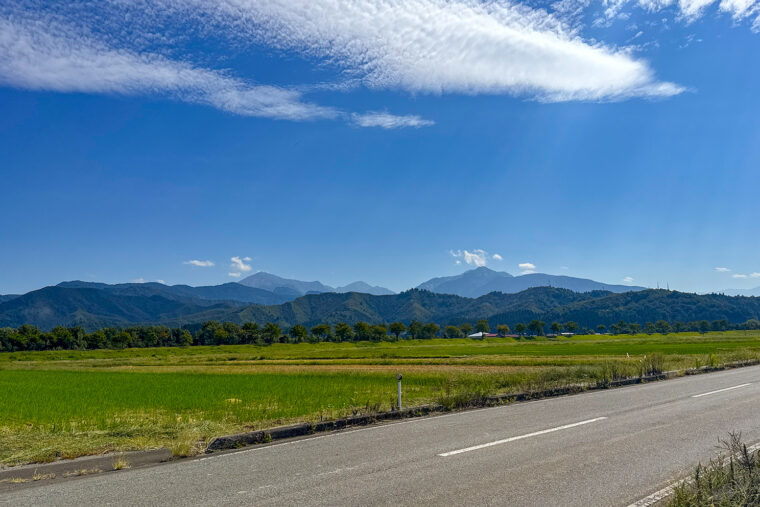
left=2, top=331, right=760, bottom=467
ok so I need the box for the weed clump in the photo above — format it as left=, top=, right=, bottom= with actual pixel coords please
left=669, top=433, right=760, bottom=506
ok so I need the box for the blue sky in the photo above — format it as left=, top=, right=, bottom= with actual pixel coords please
left=1, top=0, right=759, bottom=295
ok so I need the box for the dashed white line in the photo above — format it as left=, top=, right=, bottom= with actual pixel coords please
left=691, top=383, right=751, bottom=398
left=437, top=417, right=607, bottom=457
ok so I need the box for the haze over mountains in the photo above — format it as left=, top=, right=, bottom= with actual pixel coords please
left=416, top=267, right=644, bottom=297
left=238, top=272, right=395, bottom=297
left=2, top=267, right=758, bottom=331
left=721, top=287, right=760, bottom=297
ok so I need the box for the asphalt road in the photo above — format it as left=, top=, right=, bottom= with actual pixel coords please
left=5, top=365, right=760, bottom=506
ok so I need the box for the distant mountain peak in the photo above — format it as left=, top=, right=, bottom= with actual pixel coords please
left=417, top=268, right=643, bottom=298
left=335, top=281, right=395, bottom=296
left=240, top=272, right=394, bottom=296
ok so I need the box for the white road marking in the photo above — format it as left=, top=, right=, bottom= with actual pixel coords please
left=691, top=383, right=751, bottom=398
left=437, top=417, right=607, bottom=457
left=627, top=442, right=760, bottom=507
left=627, top=482, right=681, bottom=507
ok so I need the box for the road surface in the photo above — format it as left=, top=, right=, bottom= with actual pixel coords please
left=4, top=365, right=760, bottom=506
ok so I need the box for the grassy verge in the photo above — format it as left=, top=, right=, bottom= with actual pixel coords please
left=668, top=434, right=760, bottom=506
left=2, top=331, right=760, bottom=467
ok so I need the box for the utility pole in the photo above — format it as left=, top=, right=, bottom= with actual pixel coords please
left=397, top=374, right=403, bottom=410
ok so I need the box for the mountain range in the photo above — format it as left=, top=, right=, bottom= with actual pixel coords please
left=1, top=282, right=760, bottom=333
left=238, top=272, right=395, bottom=297
left=416, top=266, right=644, bottom=297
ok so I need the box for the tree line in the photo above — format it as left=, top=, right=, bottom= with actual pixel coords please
left=1, top=317, right=760, bottom=352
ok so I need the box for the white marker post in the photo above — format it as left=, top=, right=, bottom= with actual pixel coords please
left=397, top=373, right=403, bottom=411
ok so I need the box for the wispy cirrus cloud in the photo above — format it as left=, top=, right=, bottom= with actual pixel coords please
left=0, top=15, right=337, bottom=122
left=184, top=259, right=215, bottom=267
left=600, top=0, right=760, bottom=27
left=715, top=267, right=731, bottom=272
left=622, top=276, right=635, bottom=283
left=351, top=112, right=434, bottom=129
left=0, top=8, right=429, bottom=128
left=152, top=0, right=681, bottom=101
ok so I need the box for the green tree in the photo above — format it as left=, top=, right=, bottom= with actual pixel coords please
left=596, top=324, right=607, bottom=334
left=496, top=324, right=510, bottom=337
left=421, top=323, right=440, bottom=339
left=564, top=321, right=579, bottom=333
left=444, top=325, right=461, bottom=338
left=711, top=319, right=729, bottom=331
left=389, top=322, right=406, bottom=340
left=644, top=322, right=656, bottom=334
left=334, top=322, right=353, bottom=342
left=262, top=322, right=282, bottom=344
left=407, top=320, right=423, bottom=339
left=241, top=322, right=260, bottom=344
left=460, top=323, right=473, bottom=336
left=475, top=319, right=490, bottom=334
left=289, top=325, right=308, bottom=342
left=527, top=320, right=545, bottom=336
left=698, top=320, right=711, bottom=334
left=628, top=323, right=642, bottom=334
left=177, top=329, right=193, bottom=347
left=370, top=324, right=388, bottom=341
left=353, top=321, right=372, bottom=341
left=112, top=330, right=132, bottom=349
left=550, top=322, right=562, bottom=335
left=654, top=320, right=671, bottom=334
left=514, top=323, right=527, bottom=336
left=310, top=324, right=332, bottom=342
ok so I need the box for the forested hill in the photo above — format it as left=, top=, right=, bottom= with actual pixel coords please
left=1, top=284, right=760, bottom=331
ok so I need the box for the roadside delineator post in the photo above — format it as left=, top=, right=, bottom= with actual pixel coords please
left=397, top=373, right=403, bottom=410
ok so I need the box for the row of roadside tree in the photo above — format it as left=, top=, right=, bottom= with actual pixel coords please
left=1, top=318, right=759, bottom=351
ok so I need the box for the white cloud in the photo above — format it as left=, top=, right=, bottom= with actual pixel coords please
left=733, top=273, right=748, bottom=279
left=152, top=0, right=681, bottom=101
left=184, top=259, right=215, bottom=267
left=622, top=276, right=635, bottom=283
left=450, top=249, right=489, bottom=267
left=156, top=279, right=166, bottom=284
left=715, top=267, right=731, bottom=272
left=519, top=262, right=537, bottom=274
left=351, top=112, right=434, bottom=129
left=229, top=256, right=252, bottom=277
left=492, top=254, right=504, bottom=261
left=0, top=15, right=337, bottom=122
left=607, top=0, right=760, bottom=25
left=751, top=272, right=760, bottom=278
left=132, top=277, right=147, bottom=283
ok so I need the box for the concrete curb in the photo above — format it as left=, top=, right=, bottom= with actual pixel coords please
left=0, top=448, right=172, bottom=488
left=206, top=359, right=760, bottom=453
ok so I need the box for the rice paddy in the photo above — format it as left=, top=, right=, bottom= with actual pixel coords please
left=2, top=331, right=760, bottom=467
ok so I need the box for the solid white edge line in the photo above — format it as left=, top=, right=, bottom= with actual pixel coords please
left=437, top=417, right=607, bottom=457
left=626, top=442, right=760, bottom=507
left=691, top=383, right=751, bottom=398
